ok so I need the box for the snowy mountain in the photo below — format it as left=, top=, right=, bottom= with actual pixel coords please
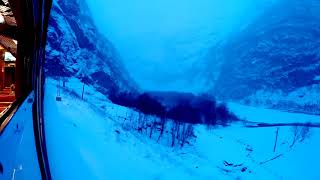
left=209, top=0, right=320, bottom=114
left=45, top=0, right=137, bottom=95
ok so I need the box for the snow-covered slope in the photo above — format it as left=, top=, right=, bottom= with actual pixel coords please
left=44, top=78, right=320, bottom=180
left=45, top=0, right=137, bottom=95
left=208, top=0, right=320, bottom=114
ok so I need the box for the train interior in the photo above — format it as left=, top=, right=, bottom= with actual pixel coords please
left=0, top=2, right=17, bottom=115
left=0, top=44, right=16, bottom=114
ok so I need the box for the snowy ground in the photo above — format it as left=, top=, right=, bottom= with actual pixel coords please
left=228, top=102, right=320, bottom=124
left=0, top=93, right=41, bottom=180
left=44, top=78, right=320, bottom=180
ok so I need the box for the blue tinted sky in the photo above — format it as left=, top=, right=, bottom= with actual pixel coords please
left=87, top=0, right=278, bottom=92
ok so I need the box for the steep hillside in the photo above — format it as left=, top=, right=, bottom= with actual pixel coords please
left=45, top=0, right=137, bottom=95
left=210, top=0, right=320, bottom=114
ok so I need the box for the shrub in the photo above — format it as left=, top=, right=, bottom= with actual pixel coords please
left=192, top=95, right=217, bottom=125
left=109, top=91, right=238, bottom=127
left=109, top=92, right=137, bottom=108
left=167, top=103, right=201, bottom=124
left=135, top=93, right=166, bottom=117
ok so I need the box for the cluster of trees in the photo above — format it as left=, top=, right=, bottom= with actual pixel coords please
left=119, top=109, right=195, bottom=147
left=110, top=92, right=238, bottom=126
left=166, top=95, right=238, bottom=126
left=111, top=92, right=238, bottom=147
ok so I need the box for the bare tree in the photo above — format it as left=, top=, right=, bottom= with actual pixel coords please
left=171, top=122, right=178, bottom=147
left=290, top=124, right=311, bottom=148
left=157, top=117, right=167, bottom=143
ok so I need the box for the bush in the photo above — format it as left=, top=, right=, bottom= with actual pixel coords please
left=167, top=103, right=201, bottom=124
left=110, top=92, right=239, bottom=148
left=109, top=91, right=238, bottom=127
left=167, top=95, right=237, bottom=126
left=135, top=93, right=166, bottom=117
left=192, top=95, right=217, bottom=125
left=216, top=103, right=230, bottom=126
left=109, top=92, right=137, bottom=108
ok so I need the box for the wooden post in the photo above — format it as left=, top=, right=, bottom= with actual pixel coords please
left=81, top=83, right=85, bottom=100
left=273, top=128, right=279, bottom=152
left=56, top=77, right=62, bottom=101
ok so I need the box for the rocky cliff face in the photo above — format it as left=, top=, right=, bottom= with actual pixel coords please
left=209, top=0, right=320, bottom=113
left=45, top=0, right=137, bottom=95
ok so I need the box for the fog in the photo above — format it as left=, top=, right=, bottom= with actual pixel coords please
left=86, top=0, right=277, bottom=92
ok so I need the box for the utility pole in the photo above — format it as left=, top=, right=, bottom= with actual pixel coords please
left=273, top=128, right=279, bottom=152
left=56, top=76, right=62, bottom=101
left=81, top=83, right=85, bottom=100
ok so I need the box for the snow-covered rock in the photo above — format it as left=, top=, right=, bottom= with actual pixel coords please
left=45, top=0, right=137, bottom=96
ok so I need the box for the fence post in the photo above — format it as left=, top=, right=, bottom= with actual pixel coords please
left=273, top=128, right=279, bottom=152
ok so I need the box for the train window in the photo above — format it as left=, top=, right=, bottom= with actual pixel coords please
left=0, top=40, right=16, bottom=115
left=0, top=1, right=22, bottom=132
left=0, top=1, right=33, bottom=133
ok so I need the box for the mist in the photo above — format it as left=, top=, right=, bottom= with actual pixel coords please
left=86, top=0, right=278, bottom=92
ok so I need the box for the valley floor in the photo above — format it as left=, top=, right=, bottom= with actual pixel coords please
left=44, top=78, right=320, bottom=180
